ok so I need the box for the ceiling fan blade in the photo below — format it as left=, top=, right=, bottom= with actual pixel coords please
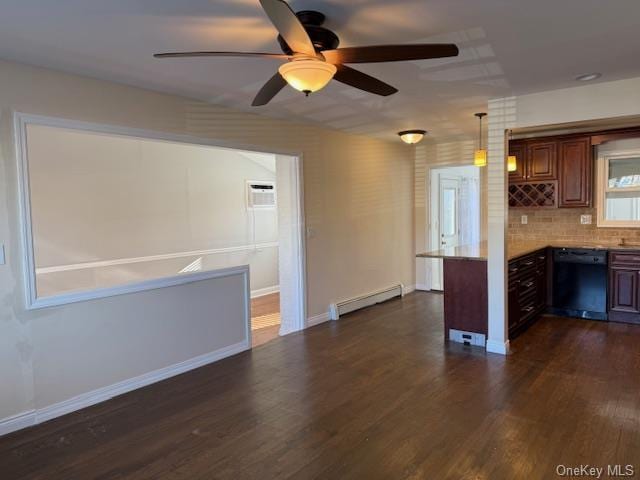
left=259, top=0, right=316, bottom=56
left=252, top=72, right=288, bottom=106
left=322, top=44, right=459, bottom=64
left=333, top=65, right=398, bottom=96
left=154, top=51, right=291, bottom=59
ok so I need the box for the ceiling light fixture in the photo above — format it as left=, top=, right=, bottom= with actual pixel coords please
left=278, top=58, right=337, bottom=96
left=507, top=129, right=517, bottom=172
left=474, top=112, right=487, bottom=167
left=398, top=129, right=427, bottom=144
left=575, top=72, right=601, bottom=82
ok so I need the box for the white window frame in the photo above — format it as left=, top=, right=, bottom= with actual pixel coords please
left=14, top=112, right=307, bottom=329
left=596, top=148, right=640, bottom=228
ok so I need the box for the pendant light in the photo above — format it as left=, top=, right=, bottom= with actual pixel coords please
left=398, top=129, right=427, bottom=144
left=507, top=129, right=518, bottom=172
left=474, top=112, right=487, bottom=167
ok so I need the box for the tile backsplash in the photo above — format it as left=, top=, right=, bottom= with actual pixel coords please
left=508, top=208, right=640, bottom=245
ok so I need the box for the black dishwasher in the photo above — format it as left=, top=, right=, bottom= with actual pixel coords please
left=550, top=248, right=608, bottom=320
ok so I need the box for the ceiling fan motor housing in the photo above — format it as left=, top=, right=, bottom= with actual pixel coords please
left=277, top=10, right=340, bottom=55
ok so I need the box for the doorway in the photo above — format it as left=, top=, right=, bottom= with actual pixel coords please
left=429, top=165, right=481, bottom=290
left=250, top=153, right=305, bottom=347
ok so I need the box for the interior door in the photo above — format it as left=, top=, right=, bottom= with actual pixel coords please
left=431, top=176, right=460, bottom=290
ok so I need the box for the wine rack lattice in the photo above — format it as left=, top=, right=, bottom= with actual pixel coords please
left=508, top=181, right=558, bottom=208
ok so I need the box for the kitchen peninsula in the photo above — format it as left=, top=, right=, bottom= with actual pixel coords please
left=417, top=240, right=640, bottom=343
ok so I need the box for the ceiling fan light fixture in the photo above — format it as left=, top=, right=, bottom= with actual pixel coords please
left=398, top=129, right=427, bottom=144
left=278, top=59, right=337, bottom=94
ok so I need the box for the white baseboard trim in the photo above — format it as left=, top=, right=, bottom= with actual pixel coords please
left=0, top=411, right=37, bottom=437
left=401, top=284, right=415, bottom=295
left=415, top=283, right=430, bottom=291
left=250, top=285, right=280, bottom=299
left=329, top=284, right=403, bottom=320
left=0, top=339, right=250, bottom=437
left=486, top=339, right=510, bottom=355
left=307, top=312, right=330, bottom=327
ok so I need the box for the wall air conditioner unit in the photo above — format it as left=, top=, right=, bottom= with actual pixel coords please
left=247, top=181, right=276, bottom=209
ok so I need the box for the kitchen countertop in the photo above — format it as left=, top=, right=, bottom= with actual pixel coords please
left=416, top=241, right=640, bottom=262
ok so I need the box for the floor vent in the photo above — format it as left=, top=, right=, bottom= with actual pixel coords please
left=449, top=329, right=486, bottom=347
left=329, top=284, right=404, bottom=320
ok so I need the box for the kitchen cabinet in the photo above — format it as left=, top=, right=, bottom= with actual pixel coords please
left=508, top=248, right=548, bottom=338
left=527, top=141, right=557, bottom=181
left=558, top=137, right=592, bottom=207
left=609, top=250, right=640, bottom=324
left=508, top=134, right=593, bottom=208
left=508, top=141, right=526, bottom=183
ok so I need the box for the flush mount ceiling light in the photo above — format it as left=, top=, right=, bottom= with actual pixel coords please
left=278, top=58, right=337, bottom=95
left=575, top=72, right=601, bottom=82
left=474, top=112, right=487, bottom=167
left=398, top=129, right=427, bottom=144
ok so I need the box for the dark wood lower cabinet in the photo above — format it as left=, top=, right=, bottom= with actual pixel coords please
left=443, top=258, right=488, bottom=338
left=508, top=248, right=548, bottom=338
left=608, top=250, right=640, bottom=324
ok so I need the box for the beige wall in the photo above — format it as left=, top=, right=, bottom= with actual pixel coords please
left=0, top=59, right=414, bottom=423
left=414, top=140, right=488, bottom=289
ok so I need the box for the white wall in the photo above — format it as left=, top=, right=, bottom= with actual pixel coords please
left=26, top=124, right=278, bottom=296
left=0, top=59, right=414, bottom=427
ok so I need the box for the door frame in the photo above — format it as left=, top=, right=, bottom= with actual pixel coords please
left=425, top=163, right=482, bottom=290
left=14, top=112, right=308, bottom=336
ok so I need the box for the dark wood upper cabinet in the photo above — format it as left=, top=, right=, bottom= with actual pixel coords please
left=526, top=141, right=557, bottom=181
left=508, top=134, right=593, bottom=208
left=508, top=141, right=526, bottom=183
left=558, top=137, right=592, bottom=207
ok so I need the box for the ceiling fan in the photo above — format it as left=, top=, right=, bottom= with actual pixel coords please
left=154, top=0, right=459, bottom=106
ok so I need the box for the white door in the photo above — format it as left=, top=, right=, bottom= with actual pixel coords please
left=431, top=176, right=460, bottom=290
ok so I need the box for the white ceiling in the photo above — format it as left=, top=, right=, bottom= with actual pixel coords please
left=0, top=0, right=639, bottom=142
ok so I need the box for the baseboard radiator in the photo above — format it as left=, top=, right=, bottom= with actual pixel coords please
left=329, top=284, right=404, bottom=320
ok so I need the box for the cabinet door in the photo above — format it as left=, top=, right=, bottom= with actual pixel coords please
left=609, top=268, right=640, bottom=314
left=559, top=137, right=592, bottom=207
left=508, top=141, right=527, bottom=184
left=527, top=141, right=557, bottom=181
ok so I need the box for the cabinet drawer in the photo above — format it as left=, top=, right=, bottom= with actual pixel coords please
left=610, top=251, right=640, bottom=267
left=519, top=275, right=537, bottom=298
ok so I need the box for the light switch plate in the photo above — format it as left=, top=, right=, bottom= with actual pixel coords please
left=580, top=214, right=592, bottom=225
left=0, top=244, right=5, bottom=265
left=521, top=215, right=528, bottom=225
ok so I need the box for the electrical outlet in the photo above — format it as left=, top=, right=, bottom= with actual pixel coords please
left=580, top=214, right=592, bottom=225
left=521, top=215, right=528, bottom=225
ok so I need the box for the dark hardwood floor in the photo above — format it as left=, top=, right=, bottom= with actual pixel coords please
left=2, top=291, right=639, bottom=479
